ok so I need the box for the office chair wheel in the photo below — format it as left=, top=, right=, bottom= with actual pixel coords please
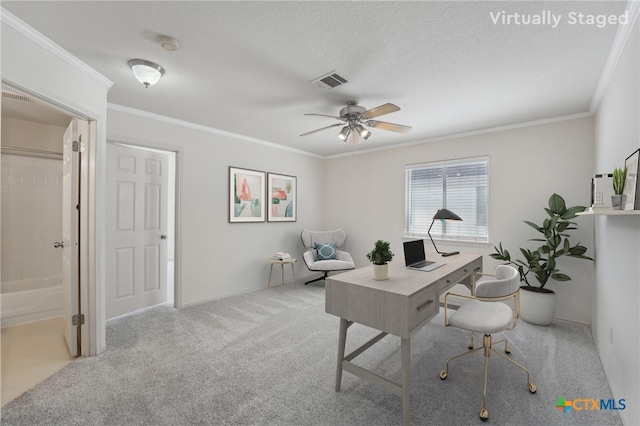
left=468, top=342, right=474, bottom=349
left=439, top=370, right=448, bottom=380
left=480, top=408, right=489, bottom=421
left=528, top=383, right=537, bottom=393
left=505, top=345, right=511, bottom=354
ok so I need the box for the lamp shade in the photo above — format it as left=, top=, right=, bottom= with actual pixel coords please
left=128, top=59, right=165, bottom=88
left=433, top=208, right=462, bottom=221
left=429, top=208, right=462, bottom=257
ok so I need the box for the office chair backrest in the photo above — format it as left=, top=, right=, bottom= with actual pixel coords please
left=301, top=229, right=348, bottom=250
left=474, top=265, right=520, bottom=298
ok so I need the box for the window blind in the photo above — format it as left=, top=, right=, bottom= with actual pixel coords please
left=404, top=157, right=489, bottom=243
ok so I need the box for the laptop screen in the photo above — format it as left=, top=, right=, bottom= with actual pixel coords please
left=403, top=240, right=426, bottom=266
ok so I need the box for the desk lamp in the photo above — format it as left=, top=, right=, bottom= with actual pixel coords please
left=428, top=208, right=462, bottom=257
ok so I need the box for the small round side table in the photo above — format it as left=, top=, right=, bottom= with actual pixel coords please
left=267, top=258, right=297, bottom=290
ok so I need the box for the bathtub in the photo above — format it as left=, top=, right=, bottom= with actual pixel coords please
left=1, top=277, right=63, bottom=327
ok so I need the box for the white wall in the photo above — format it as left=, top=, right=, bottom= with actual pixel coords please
left=593, top=14, right=640, bottom=426
left=325, top=117, right=595, bottom=324
left=106, top=107, right=325, bottom=306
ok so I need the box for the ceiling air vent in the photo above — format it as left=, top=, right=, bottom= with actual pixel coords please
left=2, top=91, right=35, bottom=104
left=310, top=71, right=348, bottom=91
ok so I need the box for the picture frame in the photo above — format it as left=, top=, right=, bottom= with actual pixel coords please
left=624, top=149, right=640, bottom=210
left=267, top=173, right=297, bottom=222
left=229, top=167, right=266, bottom=222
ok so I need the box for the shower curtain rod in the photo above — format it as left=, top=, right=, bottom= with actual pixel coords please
left=1, top=145, right=63, bottom=158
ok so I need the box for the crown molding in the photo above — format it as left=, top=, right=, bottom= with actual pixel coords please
left=1, top=7, right=113, bottom=89
left=107, top=103, right=323, bottom=159
left=589, top=0, right=640, bottom=114
left=326, top=112, right=593, bottom=159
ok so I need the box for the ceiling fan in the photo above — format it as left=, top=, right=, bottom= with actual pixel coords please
left=300, top=101, right=412, bottom=145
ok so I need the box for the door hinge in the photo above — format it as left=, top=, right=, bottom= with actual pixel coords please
left=72, top=314, right=85, bottom=326
left=72, top=139, right=86, bottom=153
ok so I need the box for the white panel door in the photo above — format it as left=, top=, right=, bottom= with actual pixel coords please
left=62, top=119, right=82, bottom=357
left=106, top=143, right=169, bottom=319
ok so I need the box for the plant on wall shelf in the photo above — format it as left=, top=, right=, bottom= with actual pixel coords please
left=611, top=166, right=628, bottom=209
left=490, top=193, right=593, bottom=289
left=613, top=166, right=627, bottom=195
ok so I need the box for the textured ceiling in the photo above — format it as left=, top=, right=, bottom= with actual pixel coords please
left=1, top=1, right=629, bottom=157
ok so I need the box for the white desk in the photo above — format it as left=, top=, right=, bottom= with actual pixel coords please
left=325, top=253, right=482, bottom=426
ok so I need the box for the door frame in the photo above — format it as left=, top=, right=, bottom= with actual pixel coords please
left=106, top=138, right=182, bottom=308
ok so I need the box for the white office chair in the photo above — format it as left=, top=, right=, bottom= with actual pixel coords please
left=300, top=229, right=355, bottom=285
left=440, top=265, right=536, bottom=422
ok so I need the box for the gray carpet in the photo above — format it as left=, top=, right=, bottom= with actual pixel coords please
left=1, top=283, right=622, bottom=425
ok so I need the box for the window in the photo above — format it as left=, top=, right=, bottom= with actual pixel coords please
left=404, top=157, right=488, bottom=243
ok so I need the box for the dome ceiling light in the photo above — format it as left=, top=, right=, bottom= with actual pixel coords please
left=128, top=59, right=165, bottom=88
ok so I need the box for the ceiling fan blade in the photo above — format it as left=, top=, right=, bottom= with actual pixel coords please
left=365, top=120, right=412, bottom=134
left=300, top=123, right=343, bottom=136
left=360, top=103, right=400, bottom=119
left=304, top=113, right=346, bottom=121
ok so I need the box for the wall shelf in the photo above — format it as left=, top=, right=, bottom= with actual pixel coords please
left=577, top=209, right=640, bottom=216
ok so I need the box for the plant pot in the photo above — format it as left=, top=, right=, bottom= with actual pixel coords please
left=519, top=286, right=556, bottom=326
left=611, top=194, right=627, bottom=210
left=373, top=263, right=389, bottom=281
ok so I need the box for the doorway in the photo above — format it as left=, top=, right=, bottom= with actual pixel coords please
left=105, top=142, right=177, bottom=320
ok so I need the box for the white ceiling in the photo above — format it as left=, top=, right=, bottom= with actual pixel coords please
left=1, top=1, right=628, bottom=157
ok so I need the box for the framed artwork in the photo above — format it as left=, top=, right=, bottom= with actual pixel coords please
left=229, top=167, right=265, bottom=222
left=267, top=173, right=297, bottom=222
left=624, top=149, right=640, bottom=210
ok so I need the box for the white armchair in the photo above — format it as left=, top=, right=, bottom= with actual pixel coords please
left=440, top=265, right=537, bottom=421
left=300, top=229, right=355, bottom=285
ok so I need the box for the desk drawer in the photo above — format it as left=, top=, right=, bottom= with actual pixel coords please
left=408, top=285, right=438, bottom=329
left=438, top=259, right=482, bottom=294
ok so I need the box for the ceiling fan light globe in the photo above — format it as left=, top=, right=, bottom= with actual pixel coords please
left=355, top=124, right=371, bottom=140
left=338, top=126, right=351, bottom=141
left=348, top=132, right=360, bottom=146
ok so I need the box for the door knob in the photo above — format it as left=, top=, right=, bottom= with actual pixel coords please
left=160, top=235, right=167, bottom=240
left=53, top=241, right=64, bottom=248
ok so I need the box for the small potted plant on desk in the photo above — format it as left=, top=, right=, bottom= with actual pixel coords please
left=612, top=166, right=627, bottom=210
left=366, top=240, right=394, bottom=281
left=490, top=193, right=593, bottom=325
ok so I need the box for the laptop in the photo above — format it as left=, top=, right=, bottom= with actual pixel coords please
left=403, top=239, right=444, bottom=272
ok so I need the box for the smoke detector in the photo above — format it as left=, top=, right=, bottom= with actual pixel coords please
left=310, top=71, right=348, bottom=91
left=157, top=35, right=180, bottom=52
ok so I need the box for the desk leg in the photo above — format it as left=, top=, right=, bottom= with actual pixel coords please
left=401, top=337, right=411, bottom=426
left=267, top=264, right=274, bottom=288
left=335, top=318, right=348, bottom=392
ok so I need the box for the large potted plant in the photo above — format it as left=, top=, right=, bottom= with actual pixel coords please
left=490, top=193, right=593, bottom=325
left=611, top=166, right=627, bottom=209
left=366, top=240, right=394, bottom=280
